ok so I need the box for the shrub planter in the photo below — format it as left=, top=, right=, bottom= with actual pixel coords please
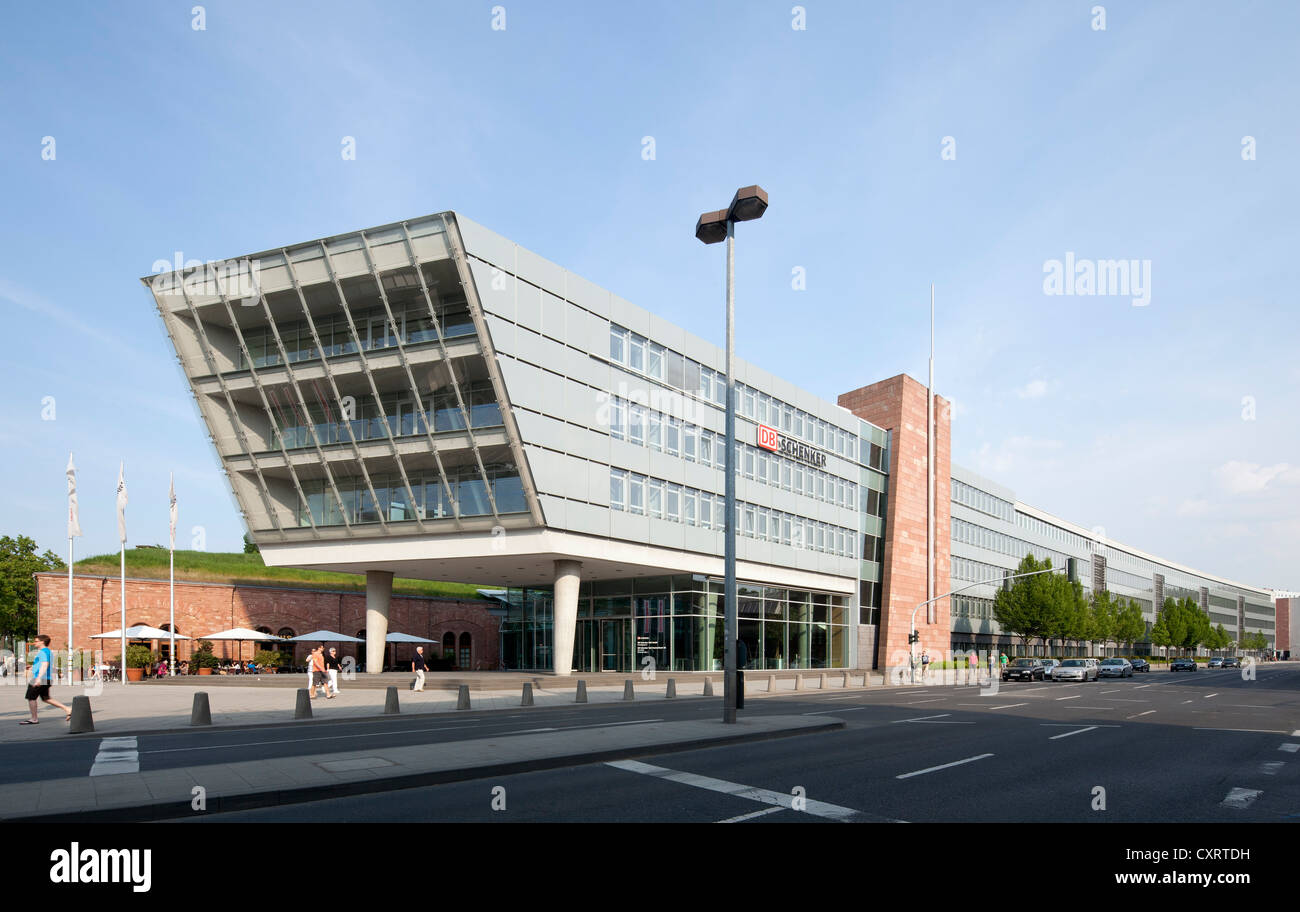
left=126, top=668, right=144, bottom=682
left=198, top=667, right=212, bottom=675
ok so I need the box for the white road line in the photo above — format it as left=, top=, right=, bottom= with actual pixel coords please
left=1195, top=727, right=1288, bottom=734
left=1260, top=762, right=1285, bottom=776
left=1056, top=695, right=1082, bottom=701
left=716, top=806, right=784, bottom=824
left=1204, top=693, right=1219, bottom=699
left=1049, top=726, right=1099, bottom=740
left=1182, top=700, right=1194, bottom=704
left=606, top=759, right=865, bottom=821
left=89, top=736, right=139, bottom=777
left=902, top=698, right=946, bottom=705
left=896, top=753, right=994, bottom=780
left=1127, top=711, right=1157, bottom=719
left=892, top=713, right=950, bottom=723
left=803, top=706, right=873, bottom=715
left=1279, top=743, right=1299, bottom=753
left=1100, top=698, right=1149, bottom=702
left=1100, top=689, right=1121, bottom=694
left=1222, top=704, right=1270, bottom=709
left=1134, top=684, right=1154, bottom=689
left=1220, top=788, right=1262, bottom=809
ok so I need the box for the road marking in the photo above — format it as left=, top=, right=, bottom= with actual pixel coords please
left=1127, top=711, right=1157, bottom=719
left=90, top=737, right=139, bottom=777
left=1049, top=726, right=1099, bottom=740
left=955, top=702, right=1026, bottom=710
left=1100, top=689, right=1121, bottom=694
left=1220, top=788, right=1262, bottom=809
left=144, top=718, right=660, bottom=754
left=1182, top=700, right=1193, bottom=704
left=1204, top=693, right=1219, bottom=699
left=893, top=713, right=949, bottom=723
left=896, top=753, right=994, bottom=780
left=1195, top=727, right=1288, bottom=734
left=1100, top=697, right=1148, bottom=702
left=1134, top=684, right=1154, bottom=689
left=1261, top=762, right=1285, bottom=776
left=1061, top=706, right=1113, bottom=710
left=1222, top=704, right=1270, bottom=709
left=1056, top=695, right=1082, bottom=701
left=1280, top=743, right=1299, bottom=753
left=1040, top=723, right=1120, bottom=727
left=902, top=698, right=946, bottom=705
left=606, top=759, right=868, bottom=821
left=716, top=806, right=784, bottom=824
left=803, top=706, right=873, bottom=715
left=1015, top=686, right=1053, bottom=694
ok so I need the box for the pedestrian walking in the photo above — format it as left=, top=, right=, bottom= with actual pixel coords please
left=22, top=635, right=71, bottom=725
left=999, top=652, right=1009, bottom=671
left=412, top=645, right=427, bottom=692
left=967, top=652, right=978, bottom=684
left=325, top=647, right=341, bottom=696
left=920, top=651, right=930, bottom=681
left=309, top=646, right=332, bottom=699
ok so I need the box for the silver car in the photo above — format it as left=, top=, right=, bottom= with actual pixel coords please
left=1040, top=659, right=1060, bottom=680
left=1054, top=659, right=1098, bottom=682
left=1098, top=657, right=1133, bottom=678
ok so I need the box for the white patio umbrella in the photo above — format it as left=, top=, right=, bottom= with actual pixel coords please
left=200, top=627, right=284, bottom=665
left=383, top=632, right=436, bottom=672
left=289, top=630, right=365, bottom=643
left=92, top=625, right=191, bottom=641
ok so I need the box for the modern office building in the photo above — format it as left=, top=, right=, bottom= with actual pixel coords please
left=145, top=211, right=1281, bottom=676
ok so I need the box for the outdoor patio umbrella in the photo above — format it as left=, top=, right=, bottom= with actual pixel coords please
left=383, top=631, right=436, bottom=671
left=200, top=627, right=284, bottom=664
left=289, top=630, right=365, bottom=643
left=92, top=625, right=191, bottom=641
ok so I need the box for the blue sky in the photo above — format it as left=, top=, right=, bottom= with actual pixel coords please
left=2, top=1, right=1297, bottom=589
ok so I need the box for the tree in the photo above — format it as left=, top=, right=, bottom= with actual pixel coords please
left=0, top=535, right=65, bottom=638
left=1089, top=590, right=1118, bottom=653
left=994, top=554, right=1061, bottom=653
left=1114, top=599, right=1146, bottom=651
left=1149, top=604, right=1172, bottom=655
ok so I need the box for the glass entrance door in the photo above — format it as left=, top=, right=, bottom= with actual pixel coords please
left=599, top=619, right=629, bottom=672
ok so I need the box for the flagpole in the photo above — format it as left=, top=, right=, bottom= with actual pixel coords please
left=120, top=545, right=126, bottom=687
left=67, top=535, right=74, bottom=685
left=169, top=547, right=175, bottom=676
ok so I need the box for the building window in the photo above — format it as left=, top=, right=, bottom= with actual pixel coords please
left=443, top=632, right=456, bottom=666
left=458, top=632, right=472, bottom=669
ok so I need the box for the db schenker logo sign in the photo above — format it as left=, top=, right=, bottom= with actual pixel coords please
left=756, top=424, right=826, bottom=467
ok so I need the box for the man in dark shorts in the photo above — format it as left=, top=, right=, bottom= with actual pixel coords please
left=23, top=634, right=71, bottom=725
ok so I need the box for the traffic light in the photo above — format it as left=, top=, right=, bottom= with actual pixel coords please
left=908, top=631, right=919, bottom=645
left=1067, top=558, right=1078, bottom=584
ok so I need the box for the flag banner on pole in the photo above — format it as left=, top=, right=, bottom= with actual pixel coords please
left=169, top=473, right=177, bottom=550
left=116, top=462, right=128, bottom=544
left=66, top=453, right=81, bottom=539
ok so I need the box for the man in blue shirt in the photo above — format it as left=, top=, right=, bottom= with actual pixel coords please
left=23, top=634, right=71, bottom=725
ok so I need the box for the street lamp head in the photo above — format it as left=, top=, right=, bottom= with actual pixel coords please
left=727, top=185, right=769, bottom=222
left=694, top=209, right=729, bottom=245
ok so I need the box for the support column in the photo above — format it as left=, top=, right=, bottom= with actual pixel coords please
left=365, top=570, right=393, bottom=674
left=552, top=559, right=582, bottom=676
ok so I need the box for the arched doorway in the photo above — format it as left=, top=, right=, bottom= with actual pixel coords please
left=442, top=632, right=456, bottom=669
left=158, top=624, right=180, bottom=665
left=276, top=628, right=296, bottom=667
left=458, top=632, right=472, bottom=670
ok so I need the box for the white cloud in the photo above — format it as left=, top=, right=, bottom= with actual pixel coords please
left=1214, top=461, right=1300, bottom=495
left=1014, top=379, right=1049, bottom=400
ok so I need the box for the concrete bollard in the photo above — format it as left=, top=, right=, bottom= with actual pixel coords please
left=623, top=679, right=635, bottom=701
left=819, top=673, right=827, bottom=689
left=666, top=678, right=676, bottom=698
left=456, top=684, right=471, bottom=710
left=68, top=695, right=94, bottom=734
left=841, top=672, right=849, bottom=688
left=190, top=692, right=212, bottom=726
left=793, top=674, right=802, bottom=691
left=384, top=686, right=400, bottom=714
left=703, top=676, right=714, bottom=696
left=521, top=683, right=534, bottom=706
left=295, top=688, right=312, bottom=719
left=576, top=680, right=588, bottom=703
left=768, top=674, right=777, bottom=693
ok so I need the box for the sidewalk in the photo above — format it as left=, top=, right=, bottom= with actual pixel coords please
left=0, top=713, right=845, bottom=822
left=0, top=670, right=880, bottom=742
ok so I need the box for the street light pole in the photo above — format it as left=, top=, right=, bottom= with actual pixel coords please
left=696, top=186, right=768, bottom=725
left=723, top=219, right=738, bottom=724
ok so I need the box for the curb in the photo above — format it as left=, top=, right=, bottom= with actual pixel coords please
left=11, top=717, right=847, bottom=822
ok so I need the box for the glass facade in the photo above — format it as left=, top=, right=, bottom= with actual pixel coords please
left=499, top=575, right=853, bottom=672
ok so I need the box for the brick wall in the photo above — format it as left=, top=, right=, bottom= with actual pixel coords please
left=839, top=373, right=951, bottom=673
left=33, top=574, right=499, bottom=670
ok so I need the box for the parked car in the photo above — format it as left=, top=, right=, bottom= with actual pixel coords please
left=1054, top=659, right=1098, bottom=682
left=1130, top=658, right=1151, bottom=673
left=1098, top=657, right=1133, bottom=678
left=1208, top=657, right=1224, bottom=668
left=1040, top=658, right=1060, bottom=680
left=1170, top=657, right=1198, bottom=671
left=1002, top=658, right=1046, bottom=681
left=1222, top=657, right=1240, bottom=668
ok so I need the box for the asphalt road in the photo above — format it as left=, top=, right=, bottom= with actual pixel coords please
left=5, top=663, right=1295, bottom=821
